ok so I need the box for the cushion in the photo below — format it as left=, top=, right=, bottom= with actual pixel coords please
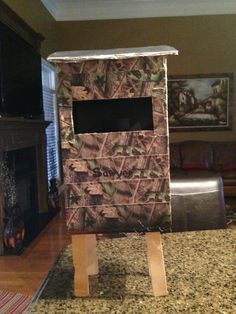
left=182, top=162, right=208, bottom=170
left=222, top=163, right=236, bottom=171
left=181, top=141, right=213, bottom=170
left=222, top=178, right=236, bottom=186
left=214, top=142, right=236, bottom=170
left=169, top=143, right=181, bottom=169
left=221, top=170, right=236, bottom=180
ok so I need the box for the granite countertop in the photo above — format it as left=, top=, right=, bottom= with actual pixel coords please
left=31, top=229, right=236, bottom=313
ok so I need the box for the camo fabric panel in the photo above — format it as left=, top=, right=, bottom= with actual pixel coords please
left=56, top=55, right=171, bottom=233
left=66, top=203, right=171, bottom=233
left=61, top=129, right=168, bottom=159
left=63, top=155, right=169, bottom=183
left=65, top=179, right=170, bottom=207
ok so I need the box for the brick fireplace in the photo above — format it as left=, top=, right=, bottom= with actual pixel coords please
left=0, top=118, right=49, bottom=254
left=48, top=46, right=178, bottom=234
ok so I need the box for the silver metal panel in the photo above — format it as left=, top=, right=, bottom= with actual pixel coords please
left=47, top=45, right=178, bottom=63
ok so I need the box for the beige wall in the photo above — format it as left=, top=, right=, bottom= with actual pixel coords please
left=1, top=2, right=236, bottom=142
left=56, top=15, right=236, bottom=142
left=3, top=0, right=56, bottom=58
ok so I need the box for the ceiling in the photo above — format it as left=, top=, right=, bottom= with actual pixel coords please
left=41, top=0, right=236, bottom=21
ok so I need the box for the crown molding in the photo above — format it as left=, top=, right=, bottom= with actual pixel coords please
left=0, top=0, right=44, bottom=51
left=41, top=0, right=236, bottom=21
left=41, top=0, right=59, bottom=19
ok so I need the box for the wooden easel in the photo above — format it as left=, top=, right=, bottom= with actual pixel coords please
left=71, top=232, right=168, bottom=297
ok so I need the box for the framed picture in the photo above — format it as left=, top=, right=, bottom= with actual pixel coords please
left=168, top=73, right=233, bottom=131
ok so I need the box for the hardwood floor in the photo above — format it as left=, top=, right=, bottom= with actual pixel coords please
left=0, top=210, right=70, bottom=296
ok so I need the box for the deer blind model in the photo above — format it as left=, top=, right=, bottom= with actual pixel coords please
left=48, top=46, right=178, bottom=235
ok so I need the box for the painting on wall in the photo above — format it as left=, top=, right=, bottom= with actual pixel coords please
left=168, top=73, right=233, bottom=131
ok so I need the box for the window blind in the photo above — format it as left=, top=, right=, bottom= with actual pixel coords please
left=41, top=59, right=61, bottom=184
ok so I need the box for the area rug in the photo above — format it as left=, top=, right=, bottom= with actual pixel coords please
left=30, top=229, right=236, bottom=313
left=0, top=290, right=32, bottom=314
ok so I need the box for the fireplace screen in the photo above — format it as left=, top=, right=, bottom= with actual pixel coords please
left=73, top=97, right=153, bottom=134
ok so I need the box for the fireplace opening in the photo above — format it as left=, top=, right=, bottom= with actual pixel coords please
left=73, top=96, right=154, bottom=134
left=4, top=147, right=38, bottom=253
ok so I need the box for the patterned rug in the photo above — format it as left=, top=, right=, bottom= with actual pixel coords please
left=0, top=290, right=32, bottom=314
left=30, top=229, right=236, bottom=313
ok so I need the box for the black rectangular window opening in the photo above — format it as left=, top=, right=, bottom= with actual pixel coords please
left=73, top=97, right=154, bottom=134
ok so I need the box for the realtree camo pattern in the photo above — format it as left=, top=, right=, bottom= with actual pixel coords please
left=56, top=56, right=171, bottom=233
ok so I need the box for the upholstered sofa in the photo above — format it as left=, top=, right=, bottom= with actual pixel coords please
left=170, top=141, right=236, bottom=197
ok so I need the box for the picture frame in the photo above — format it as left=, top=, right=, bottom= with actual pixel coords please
left=168, top=73, right=233, bottom=131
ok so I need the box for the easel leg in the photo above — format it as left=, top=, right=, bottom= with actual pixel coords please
left=145, top=232, right=168, bottom=297
left=87, top=234, right=99, bottom=276
left=72, top=234, right=89, bottom=297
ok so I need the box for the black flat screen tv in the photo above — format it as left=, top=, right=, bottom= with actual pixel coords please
left=73, top=97, right=154, bottom=134
left=0, top=22, right=43, bottom=118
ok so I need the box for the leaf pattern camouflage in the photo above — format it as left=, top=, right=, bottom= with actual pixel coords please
left=55, top=55, right=171, bottom=233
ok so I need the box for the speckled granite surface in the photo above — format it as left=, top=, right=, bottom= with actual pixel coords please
left=31, top=229, right=236, bottom=313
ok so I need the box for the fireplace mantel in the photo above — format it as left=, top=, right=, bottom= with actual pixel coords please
left=0, top=117, right=50, bottom=254
left=0, top=118, right=50, bottom=152
left=0, top=117, right=50, bottom=127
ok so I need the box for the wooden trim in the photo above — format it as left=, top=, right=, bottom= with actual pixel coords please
left=72, top=234, right=90, bottom=297
left=0, top=189, right=4, bottom=255
left=146, top=232, right=168, bottom=296
left=86, top=234, right=98, bottom=276
left=0, top=0, right=44, bottom=51
left=224, top=186, right=236, bottom=197
left=71, top=234, right=98, bottom=297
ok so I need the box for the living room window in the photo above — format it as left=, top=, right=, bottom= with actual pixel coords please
left=41, top=59, right=61, bottom=184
